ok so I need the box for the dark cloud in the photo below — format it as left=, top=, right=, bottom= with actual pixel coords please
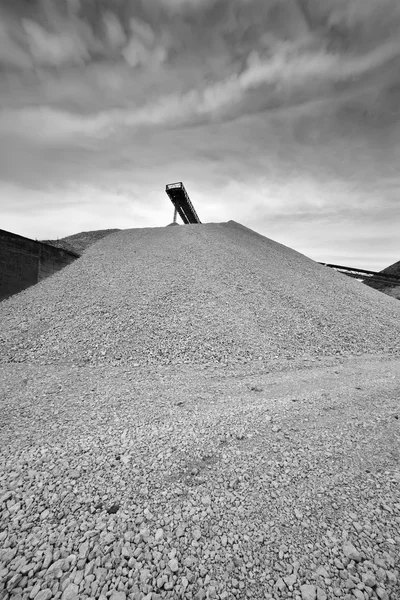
left=1, top=1, right=399, bottom=127
left=1, top=0, right=399, bottom=71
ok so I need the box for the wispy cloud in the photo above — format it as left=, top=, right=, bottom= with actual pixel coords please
left=1, top=38, right=399, bottom=145
left=22, top=18, right=90, bottom=67
left=0, top=20, right=32, bottom=69
left=103, top=11, right=127, bottom=50
left=1, top=0, right=399, bottom=127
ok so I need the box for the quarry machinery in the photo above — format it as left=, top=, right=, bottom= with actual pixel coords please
left=165, top=182, right=201, bottom=224
left=319, top=263, right=400, bottom=286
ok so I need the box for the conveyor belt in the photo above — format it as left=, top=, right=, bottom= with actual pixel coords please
left=319, top=263, right=400, bottom=286
left=165, top=182, right=201, bottom=224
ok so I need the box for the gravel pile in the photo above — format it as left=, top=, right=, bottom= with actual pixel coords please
left=44, top=229, right=120, bottom=256
left=1, top=221, right=400, bottom=366
left=1, top=222, right=399, bottom=600
left=40, top=240, right=80, bottom=257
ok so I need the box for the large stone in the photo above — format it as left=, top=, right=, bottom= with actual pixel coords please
left=183, top=557, right=193, bottom=567
left=109, top=592, right=126, bottom=600
left=34, top=591, right=52, bottom=600
left=6, top=573, right=22, bottom=592
left=300, top=584, right=317, bottom=600
left=29, top=582, right=41, bottom=599
left=284, top=573, right=297, bottom=587
left=343, top=541, right=362, bottom=562
left=104, top=532, right=115, bottom=545
left=294, top=508, right=303, bottom=520
left=140, top=569, right=151, bottom=582
left=47, top=559, right=67, bottom=575
left=78, top=541, right=89, bottom=560
left=275, top=578, right=286, bottom=592
left=42, top=551, right=53, bottom=570
left=95, top=567, right=107, bottom=582
left=168, top=558, right=179, bottom=572
left=316, top=588, right=327, bottom=600
left=386, top=571, right=397, bottom=585
left=0, top=548, right=17, bottom=563
left=192, top=529, right=201, bottom=541
left=362, top=572, right=376, bottom=587
left=176, top=524, right=186, bottom=538
left=61, top=583, right=79, bottom=600
left=316, top=566, right=329, bottom=579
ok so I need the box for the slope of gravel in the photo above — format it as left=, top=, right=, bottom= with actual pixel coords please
left=364, top=259, right=400, bottom=300
left=1, top=221, right=400, bottom=367
left=45, top=229, right=121, bottom=255
left=0, top=356, right=399, bottom=600
left=41, top=239, right=80, bottom=256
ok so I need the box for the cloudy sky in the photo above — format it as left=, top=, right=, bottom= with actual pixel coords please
left=1, top=0, right=399, bottom=269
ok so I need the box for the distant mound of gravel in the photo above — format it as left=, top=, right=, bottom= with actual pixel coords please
left=378, top=285, right=400, bottom=301
left=370, top=258, right=400, bottom=287
left=364, top=258, right=400, bottom=300
left=44, top=228, right=120, bottom=255
left=1, top=221, right=399, bottom=366
left=41, top=238, right=80, bottom=256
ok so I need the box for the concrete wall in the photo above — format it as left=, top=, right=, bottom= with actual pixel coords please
left=0, top=229, right=79, bottom=302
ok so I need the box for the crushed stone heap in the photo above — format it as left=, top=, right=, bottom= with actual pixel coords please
left=1, top=221, right=399, bottom=366
left=43, top=228, right=120, bottom=255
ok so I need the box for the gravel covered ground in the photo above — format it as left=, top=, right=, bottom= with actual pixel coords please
left=0, top=356, right=399, bottom=600
left=0, top=222, right=399, bottom=600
